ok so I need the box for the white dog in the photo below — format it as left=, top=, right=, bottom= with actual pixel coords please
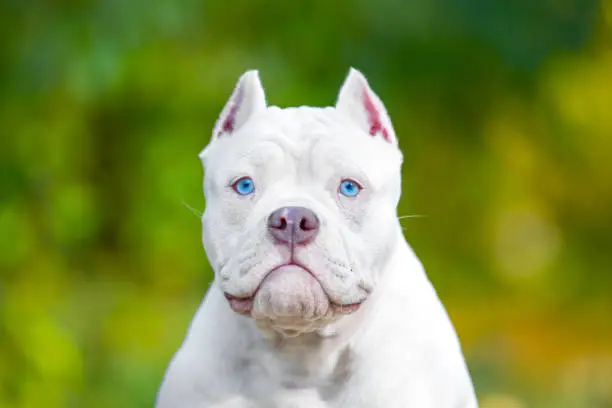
left=156, top=68, right=478, bottom=408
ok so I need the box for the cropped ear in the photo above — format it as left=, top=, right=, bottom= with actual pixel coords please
left=199, top=70, right=267, bottom=161
left=212, top=70, right=267, bottom=140
left=335, top=68, right=397, bottom=145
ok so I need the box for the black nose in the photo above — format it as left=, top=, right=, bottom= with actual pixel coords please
left=267, top=206, right=319, bottom=245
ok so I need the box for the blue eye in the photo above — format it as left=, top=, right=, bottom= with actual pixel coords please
left=233, top=177, right=255, bottom=195
left=339, top=179, right=361, bottom=197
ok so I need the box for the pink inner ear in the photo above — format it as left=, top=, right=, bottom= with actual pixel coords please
left=218, top=86, right=245, bottom=138
left=362, top=88, right=391, bottom=143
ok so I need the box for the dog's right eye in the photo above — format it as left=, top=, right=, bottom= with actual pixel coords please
left=232, top=177, right=255, bottom=195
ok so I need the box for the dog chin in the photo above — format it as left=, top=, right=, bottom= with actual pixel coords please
left=251, top=265, right=332, bottom=322
left=223, top=264, right=365, bottom=336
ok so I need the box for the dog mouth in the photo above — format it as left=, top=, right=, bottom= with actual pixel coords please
left=223, top=262, right=362, bottom=317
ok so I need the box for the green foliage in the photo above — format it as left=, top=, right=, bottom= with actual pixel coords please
left=1, top=1, right=611, bottom=407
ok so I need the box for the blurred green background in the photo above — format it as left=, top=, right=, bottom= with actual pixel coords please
left=1, top=0, right=611, bottom=407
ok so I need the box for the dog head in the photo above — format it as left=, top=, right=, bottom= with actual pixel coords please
left=199, top=69, right=404, bottom=336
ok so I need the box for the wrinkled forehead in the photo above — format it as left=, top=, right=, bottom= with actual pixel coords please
left=203, top=106, right=402, bottom=181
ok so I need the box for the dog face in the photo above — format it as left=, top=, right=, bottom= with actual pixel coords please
left=199, top=69, right=404, bottom=336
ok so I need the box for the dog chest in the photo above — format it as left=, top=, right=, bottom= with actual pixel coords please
left=231, top=340, right=354, bottom=405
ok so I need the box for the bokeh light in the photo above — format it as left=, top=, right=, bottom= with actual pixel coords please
left=1, top=1, right=611, bottom=407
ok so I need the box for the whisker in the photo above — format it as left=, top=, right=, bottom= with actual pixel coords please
left=182, top=201, right=203, bottom=218
left=398, top=214, right=427, bottom=220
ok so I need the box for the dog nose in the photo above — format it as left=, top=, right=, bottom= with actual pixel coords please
left=268, top=206, right=319, bottom=245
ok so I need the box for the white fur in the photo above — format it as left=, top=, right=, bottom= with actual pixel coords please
left=156, top=68, right=478, bottom=407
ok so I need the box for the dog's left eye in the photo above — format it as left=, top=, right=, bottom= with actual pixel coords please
left=339, top=179, right=362, bottom=197
left=232, top=177, right=255, bottom=195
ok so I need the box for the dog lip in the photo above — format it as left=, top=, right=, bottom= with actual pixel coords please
left=224, top=262, right=311, bottom=300
left=271, top=261, right=316, bottom=278
left=277, top=263, right=365, bottom=312
left=223, top=292, right=250, bottom=301
left=331, top=301, right=363, bottom=314
left=223, top=292, right=254, bottom=316
left=223, top=262, right=305, bottom=316
left=223, top=262, right=365, bottom=316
